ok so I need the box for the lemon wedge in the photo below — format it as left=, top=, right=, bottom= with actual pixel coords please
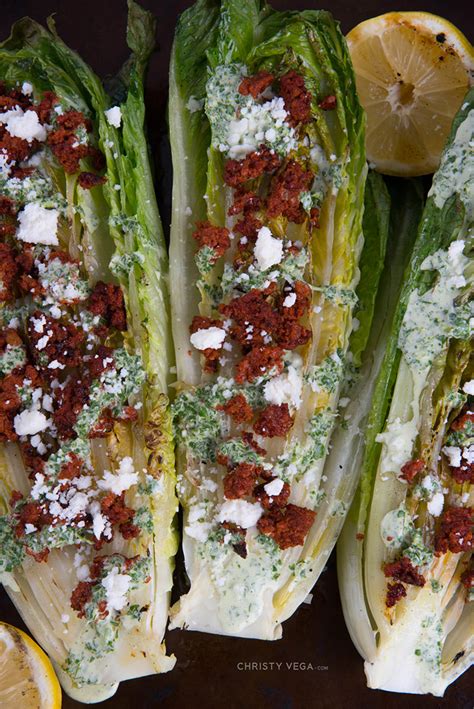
left=0, top=622, right=61, bottom=708
left=347, top=12, right=474, bottom=175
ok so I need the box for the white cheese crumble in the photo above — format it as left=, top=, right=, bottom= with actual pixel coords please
left=190, top=327, right=226, bottom=351
left=0, top=107, right=46, bottom=142
left=463, top=445, right=474, bottom=465
left=104, top=106, right=122, bottom=128
left=254, top=226, right=283, bottom=271
left=463, top=380, right=474, bottom=395
left=218, top=499, right=263, bottom=528
left=264, top=478, right=284, bottom=497
left=16, top=203, right=59, bottom=245
left=427, top=492, right=444, bottom=517
left=21, top=82, right=33, bottom=95
left=13, top=409, right=49, bottom=436
left=101, top=567, right=131, bottom=612
left=98, top=457, right=138, bottom=495
left=442, top=446, right=462, bottom=468
left=88, top=500, right=111, bottom=540
left=283, top=292, right=296, bottom=308
left=185, top=502, right=212, bottom=542
left=264, top=365, right=302, bottom=408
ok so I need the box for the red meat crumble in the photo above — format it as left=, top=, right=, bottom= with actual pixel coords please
left=450, top=410, right=474, bottom=432
left=267, top=160, right=313, bottom=223
left=218, top=393, right=253, bottom=424
left=279, top=71, right=312, bottom=125
left=235, top=345, right=284, bottom=383
left=386, top=582, right=407, bottom=608
left=100, top=493, right=136, bottom=536
left=318, top=95, right=337, bottom=111
left=193, top=220, right=231, bottom=260
left=28, top=312, right=85, bottom=368
left=257, top=504, right=316, bottom=549
left=278, top=281, right=312, bottom=320
left=220, top=288, right=280, bottom=347
left=383, top=556, right=426, bottom=587
left=53, top=377, right=90, bottom=439
left=228, top=189, right=262, bottom=216
left=461, top=567, right=473, bottom=592
left=400, top=458, right=425, bottom=483
left=238, top=71, right=274, bottom=99
left=87, top=345, right=115, bottom=379
left=253, top=403, right=294, bottom=438
left=0, top=243, right=18, bottom=301
left=88, top=281, right=127, bottom=331
left=70, top=581, right=93, bottom=617
left=78, top=171, right=107, bottom=189
left=223, top=463, right=260, bottom=499
left=234, top=215, right=263, bottom=241
left=58, top=453, right=84, bottom=480
left=450, top=461, right=474, bottom=485
left=224, top=145, right=280, bottom=187
left=435, top=506, right=473, bottom=554
left=33, top=91, right=58, bottom=122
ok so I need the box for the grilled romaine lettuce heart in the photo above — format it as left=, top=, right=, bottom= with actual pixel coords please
left=169, top=0, right=371, bottom=639
left=338, top=90, right=474, bottom=696
left=0, top=1, right=177, bottom=700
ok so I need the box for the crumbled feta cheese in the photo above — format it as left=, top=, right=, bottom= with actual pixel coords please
left=463, top=380, right=474, bottom=395
left=283, top=292, right=296, bottom=308
left=31, top=315, right=46, bottom=333
left=0, top=153, right=12, bottom=177
left=190, top=327, right=226, bottom=351
left=89, top=500, right=110, bottom=540
left=16, top=203, right=59, bottom=245
left=101, top=567, right=131, bottom=611
left=22, top=81, right=33, bottom=95
left=264, top=365, right=302, bottom=408
left=442, top=445, right=462, bottom=468
left=254, top=226, right=283, bottom=271
left=30, top=473, right=49, bottom=500
left=14, top=409, right=49, bottom=436
left=36, top=335, right=50, bottom=351
left=463, top=445, right=474, bottom=465
left=264, top=478, right=284, bottom=497
left=218, top=499, right=263, bottom=528
left=104, top=106, right=122, bottom=128
left=427, top=492, right=444, bottom=517
left=184, top=501, right=212, bottom=542
left=24, top=523, right=37, bottom=534
left=0, top=107, right=46, bottom=142
left=98, top=457, right=138, bottom=495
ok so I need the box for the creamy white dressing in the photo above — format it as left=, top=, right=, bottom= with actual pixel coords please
left=399, top=240, right=469, bottom=372
left=429, top=109, right=474, bottom=220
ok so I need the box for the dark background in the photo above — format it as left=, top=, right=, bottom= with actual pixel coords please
left=1, top=2, right=473, bottom=708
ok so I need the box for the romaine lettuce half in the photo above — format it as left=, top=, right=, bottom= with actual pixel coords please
left=0, top=1, right=177, bottom=701
left=169, top=0, right=372, bottom=638
left=338, top=90, right=474, bottom=696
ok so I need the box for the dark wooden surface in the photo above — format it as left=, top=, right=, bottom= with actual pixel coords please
left=1, top=2, right=473, bottom=708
